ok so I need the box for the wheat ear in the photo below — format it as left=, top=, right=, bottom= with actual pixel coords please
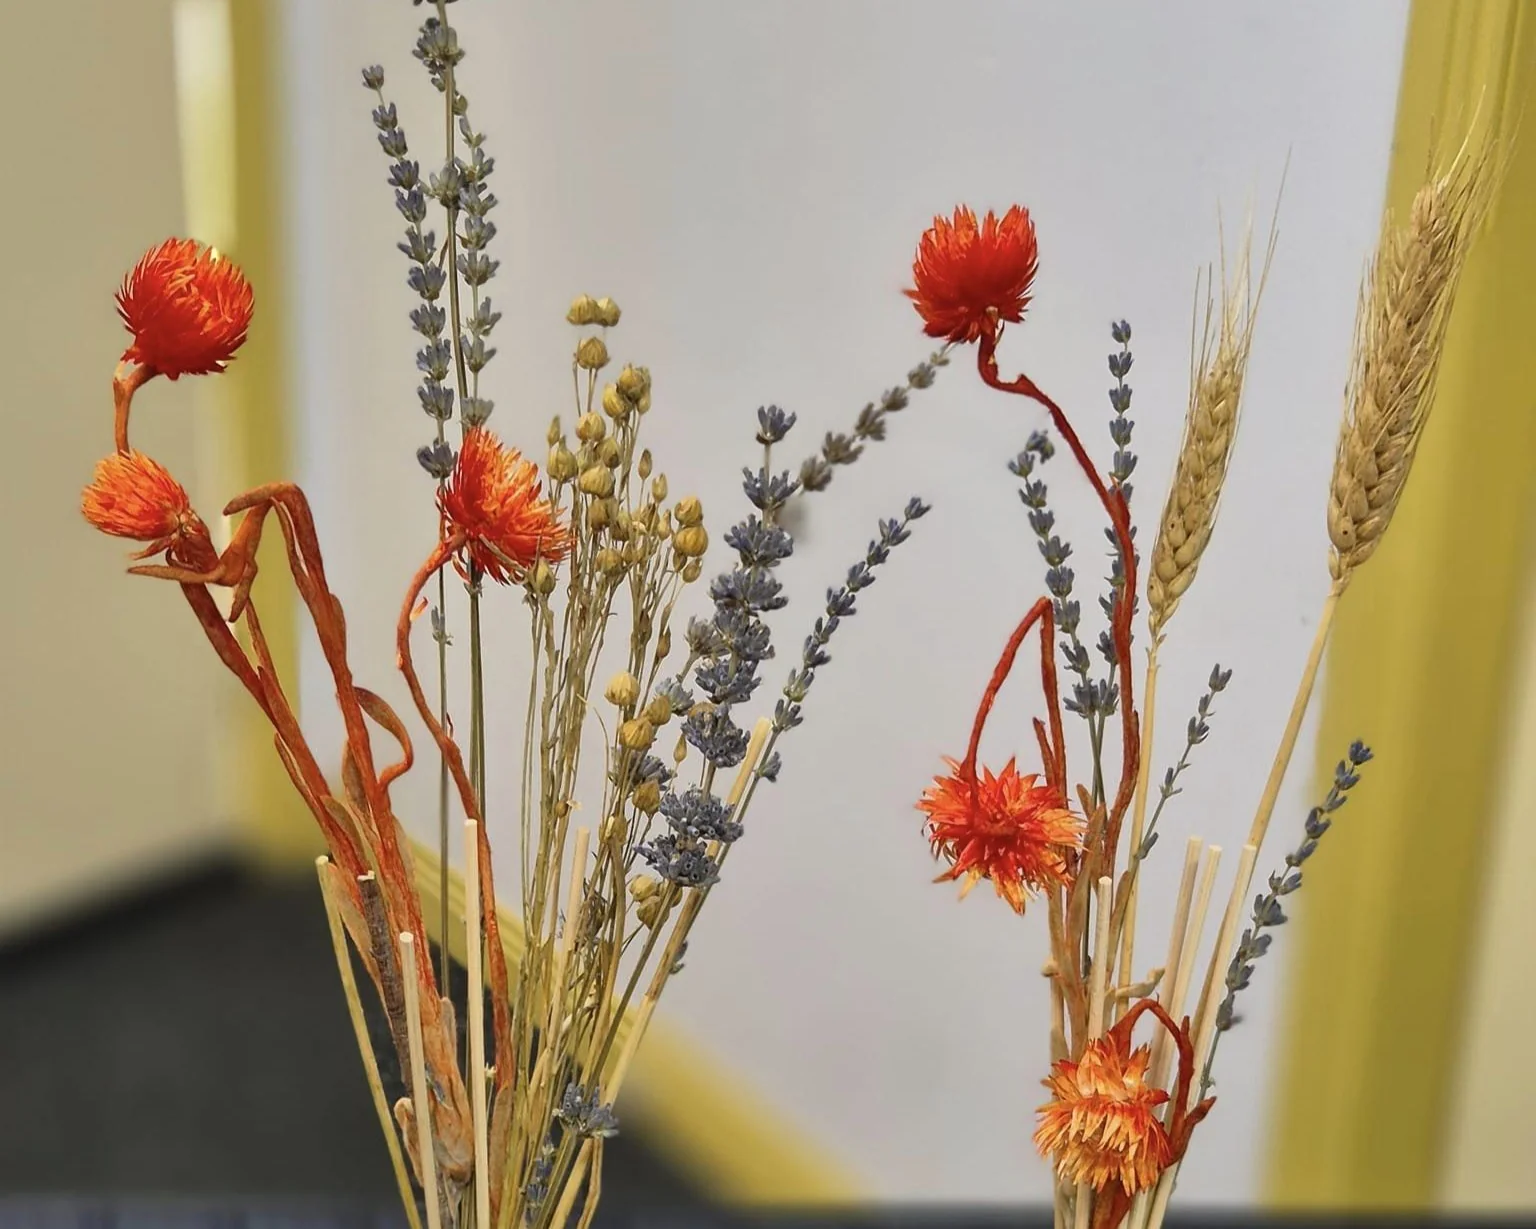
left=1120, top=218, right=1272, bottom=1002
left=1147, top=219, right=1272, bottom=638
left=1328, top=135, right=1500, bottom=584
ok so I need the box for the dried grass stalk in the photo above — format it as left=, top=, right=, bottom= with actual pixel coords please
left=1328, top=136, right=1499, bottom=583
left=1147, top=223, right=1271, bottom=639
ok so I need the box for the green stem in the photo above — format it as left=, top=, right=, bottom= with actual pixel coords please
left=470, top=575, right=486, bottom=811
left=436, top=569, right=451, bottom=998
left=431, top=0, right=475, bottom=1009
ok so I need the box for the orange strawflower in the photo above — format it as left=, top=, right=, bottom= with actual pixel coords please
left=1034, top=1025, right=1172, bottom=1196
left=82, top=451, right=218, bottom=571
left=905, top=205, right=1039, bottom=344
left=918, top=757, right=1080, bottom=913
left=440, top=427, right=571, bottom=584
left=117, top=238, right=254, bottom=379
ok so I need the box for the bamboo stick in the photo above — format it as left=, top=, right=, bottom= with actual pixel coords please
left=1118, top=644, right=1162, bottom=1016
left=400, top=932, right=443, bottom=1229
left=1074, top=877, right=1114, bottom=1229
left=1146, top=1167, right=1176, bottom=1229
left=1142, top=838, right=1201, bottom=1090
left=1145, top=849, right=1261, bottom=1229
left=464, top=822, right=490, bottom=1229
left=1190, top=842, right=1259, bottom=1064
left=1149, top=844, right=1221, bottom=1093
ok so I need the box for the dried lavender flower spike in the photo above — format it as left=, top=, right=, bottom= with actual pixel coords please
left=1212, top=740, right=1373, bottom=1039
left=798, top=346, right=952, bottom=493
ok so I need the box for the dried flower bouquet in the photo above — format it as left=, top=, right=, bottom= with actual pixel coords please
left=907, top=131, right=1499, bottom=1229
left=80, top=6, right=937, bottom=1228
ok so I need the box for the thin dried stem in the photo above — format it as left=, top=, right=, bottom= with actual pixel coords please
left=317, top=859, right=422, bottom=1229
left=1245, top=589, right=1339, bottom=859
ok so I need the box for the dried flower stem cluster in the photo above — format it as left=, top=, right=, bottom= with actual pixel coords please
left=83, top=6, right=932, bottom=1228
left=907, top=126, right=1498, bottom=1229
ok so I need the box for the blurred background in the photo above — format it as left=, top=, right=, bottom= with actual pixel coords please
left=3, top=0, right=1533, bottom=1221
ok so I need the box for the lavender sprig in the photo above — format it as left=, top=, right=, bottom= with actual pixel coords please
left=775, top=496, right=930, bottom=735
left=1200, top=740, right=1373, bottom=1099
left=1215, top=740, right=1373, bottom=1035
left=799, top=348, right=952, bottom=494
left=554, top=1082, right=620, bottom=1139
left=1136, top=664, right=1232, bottom=862
left=678, top=407, right=801, bottom=772
left=1013, top=432, right=1102, bottom=718
left=361, top=66, right=457, bottom=475
left=1107, top=319, right=1137, bottom=495
left=639, top=411, right=802, bottom=885
left=1098, top=319, right=1139, bottom=670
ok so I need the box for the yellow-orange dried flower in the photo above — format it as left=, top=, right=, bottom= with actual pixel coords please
left=918, top=757, right=1080, bottom=914
left=1034, top=1022, right=1172, bottom=1196
left=905, top=205, right=1038, bottom=345
left=81, top=450, right=218, bottom=571
left=117, top=238, right=253, bottom=379
left=441, top=427, right=570, bottom=584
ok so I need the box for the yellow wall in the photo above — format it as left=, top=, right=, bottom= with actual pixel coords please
left=0, top=0, right=235, bottom=936
left=1270, top=0, right=1536, bottom=1209
left=1443, top=542, right=1536, bottom=1209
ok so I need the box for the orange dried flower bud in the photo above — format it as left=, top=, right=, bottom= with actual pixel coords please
left=81, top=450, right=218, bottom=571
left=441, top=427, right=571, bottom=584
left=117, top=238, right=253, bottom=378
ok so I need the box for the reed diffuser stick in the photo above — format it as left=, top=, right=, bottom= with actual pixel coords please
left=464, top=822, right=491, bottom=1229
left=1118, top=643, right=1162, bottom=1016
left=400, top=932, right=443, bottom=1229
left=1143, top=838, right=1201, bottom=1084
left=1190, top=842, right=1259, bottom=1058
left=1073, top=876, right=1115, bottom=1229
left=1149, top=845, right=1220, bottom=1092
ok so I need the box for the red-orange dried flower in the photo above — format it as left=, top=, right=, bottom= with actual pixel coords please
left=905, top=205, right=1039, bottom=344
left=918, top=757, right=1080, bottom=913
left=82, top=451, right=218, bottom=571
left=117, top=238, right=254, bottom=379
left=1034, top=1026, right=1172, bottom=1196
left=441, top=427, right=571, bottom=584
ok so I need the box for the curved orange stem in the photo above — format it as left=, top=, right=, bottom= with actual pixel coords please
left=961, top=596, right=1066, bottom=796
left=112, top=363, right=153, bottom=455
left=976, top=322, right=1140, bottom=863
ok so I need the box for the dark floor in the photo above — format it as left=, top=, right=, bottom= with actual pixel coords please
left=0, top=860, right=702, bottom=1216
left=1, top=867, right=1529, bottom=1229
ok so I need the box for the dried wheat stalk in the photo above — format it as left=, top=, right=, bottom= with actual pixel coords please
left=1328, top=137, right=1499, bottom=584
left=1147, top=227, right=1270, bottom=639
left=1119, top=223, right=1270, bottom=1009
